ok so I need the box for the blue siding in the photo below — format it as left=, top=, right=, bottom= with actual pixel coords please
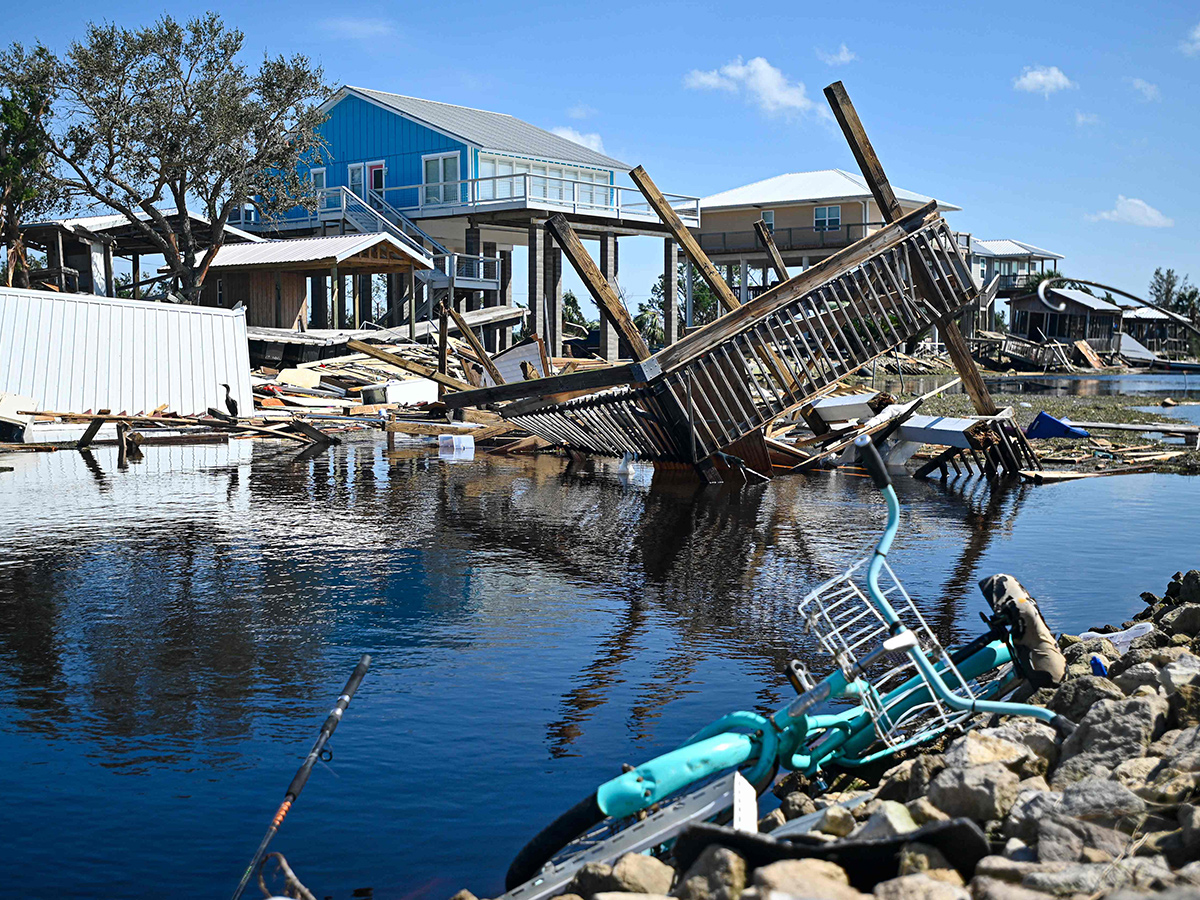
left=298, top=94, right=471, bottom=213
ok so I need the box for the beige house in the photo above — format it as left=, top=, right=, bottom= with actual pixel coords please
left=686, top=169, right=959, bottom=314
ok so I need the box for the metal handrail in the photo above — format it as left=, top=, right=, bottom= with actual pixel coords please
left=381, top=173, right=701, bottom=222
left=363, top=188, right=448, bottom=255
left=334, top=188, right=436, bottom=259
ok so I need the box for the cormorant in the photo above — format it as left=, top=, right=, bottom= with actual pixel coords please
left=221, top=383, right=238, bottom=418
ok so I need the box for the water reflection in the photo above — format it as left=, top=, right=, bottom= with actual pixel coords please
left=2, top=439, right=1199, bottom=899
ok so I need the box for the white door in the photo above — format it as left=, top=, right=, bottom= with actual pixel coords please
left=348, top=163, right=365, bottom=199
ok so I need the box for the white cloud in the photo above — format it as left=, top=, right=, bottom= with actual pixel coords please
left=1088, top=196, right=1174, bottom=228
left=321, top=18, right=397, bottom=39
left=684, top=56, right=828, bottom=120
left=551, top=126, right=606, bottom=154
left=1130, top=77, right=1161, bottom=101
left=1013, top=65, right=1075, bottom=97
left=1181, top=22, right=1200, bottom=55
left=1075, top=110, right=1100, bottom=126
left=816, top=43, right=857, bottom=66
left=567, top=103, right=597, bottom=120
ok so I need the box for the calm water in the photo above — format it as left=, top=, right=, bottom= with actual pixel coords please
left=2, top=433, right=1199, bottom=898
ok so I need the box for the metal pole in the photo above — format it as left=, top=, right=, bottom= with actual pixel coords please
left=231, top=655, right=371, bottom=900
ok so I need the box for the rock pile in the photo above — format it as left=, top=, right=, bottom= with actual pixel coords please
left=458, top=570, right=1200, bottom=900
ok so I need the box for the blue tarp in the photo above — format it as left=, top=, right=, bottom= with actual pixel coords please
left=1026, top=412, right=1089, bottom=440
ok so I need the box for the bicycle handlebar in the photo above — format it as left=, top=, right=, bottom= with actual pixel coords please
left=854, top=435, right=892, bottom=491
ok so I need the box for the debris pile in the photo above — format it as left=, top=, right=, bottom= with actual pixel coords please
left=451, top=570, right=1200, bottom=900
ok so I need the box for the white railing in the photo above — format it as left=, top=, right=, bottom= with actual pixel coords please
left=383, top=174, right=701, bottom=224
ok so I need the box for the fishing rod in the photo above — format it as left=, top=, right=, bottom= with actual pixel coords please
left=231, top=654, right=372, bottom=900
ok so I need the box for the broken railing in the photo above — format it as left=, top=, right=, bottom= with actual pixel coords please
left=446, top=201, right=979, bottom=465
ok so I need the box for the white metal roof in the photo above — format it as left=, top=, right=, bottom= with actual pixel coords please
left=30, top=207, right=264, bottom=244
left=1121, top=305, right=1191, bottom=324
left=1048, top=288, right=1122, bottom=312
left=206, top=233, right=433, bottom=270
left=0, top=286, right=253, bottom=416
left=970, top=238, right=1062, bottom=260
left=699, top=169, right=960, bottom=212
left=338, top=86, right=629, bottom=171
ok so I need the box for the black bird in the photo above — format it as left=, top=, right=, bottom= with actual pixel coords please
left=221, top=383, right=238, bottom=418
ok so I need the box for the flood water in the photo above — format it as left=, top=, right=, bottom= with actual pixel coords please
left=2, top=427, right=1199, bottom=898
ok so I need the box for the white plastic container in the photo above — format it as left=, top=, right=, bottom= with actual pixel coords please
left=438, top=434, right=475, bottom=460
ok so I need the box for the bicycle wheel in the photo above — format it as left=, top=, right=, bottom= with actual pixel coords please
left=506, top=791, right=605, bottom=890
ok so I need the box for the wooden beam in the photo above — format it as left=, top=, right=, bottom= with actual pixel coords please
left=630, top=165, right=740, bottom=313
left=384, top=420, right=514, bottom=440
left=344, top=338, right=473, bottom=392
left=76, top=410, right=111, bottom=450
left=441, top=362, right=639, bottom=409
left=545, top=214, right=651, bottom=361
left=755, top=220, right=788, bottom=282
left=437, top=303, right=450, bottom=401
left=822, top=80, right=997, bottom=416
left=445, top=303, right=505, bottom=385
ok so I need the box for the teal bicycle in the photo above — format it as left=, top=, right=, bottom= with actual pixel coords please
left=505, top=436, right=1073, bottom=896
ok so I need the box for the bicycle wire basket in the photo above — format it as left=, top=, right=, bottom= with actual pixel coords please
left=798, top=556, right=980, bottom=748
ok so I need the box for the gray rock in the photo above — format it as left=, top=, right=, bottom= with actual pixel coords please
left=874, top=874, right=968, bottom=900
left=780, top=790, right=817, bottom=820
left=569, top=862, right=622, bottom=898
left=1164, top=605, right=1200, bottom=638
left=979, top=721, right=1059, bottom=776
left=612, top=853, right=675, bottom=895
left=757, top=808, right=785, bottom=833
left=968, top=875, right=1057, bottom=900
left=973, top=856, right=1069, bottom=884
left=1180, top=803, right=1200, bottom=861
left=1114, top=661, right=1163, bottom=694
left=1105, top=889, right=1200, bottom=900
left=1021, top=855, right=1174, bottom=895
left=593, top=893, right=673, bottom=900
left=898, top=842, right=955, bottom=877
left=878, top=755, right=947, bottom=803
left=447, top=891, right=478, bottom=900
left=854, top=800, right=918, bottom=840
left=1052, top=694, right=1168, bottom=787
left=1002, top=789, right=1063, bottom=843
left=1047, top=676, right=1124, bottom=723
left=906, top=797, right=949, bottom=826
left=1184, top=571, right=1200, bottom=605
left=927, top=763, right=1019, bottom=823
left=1035, top=812, right=1129, bottom=862
left=1064, top=637, right=1120, bottom=665
left=817, top=804, right=856, bottom=837
left=1016, top=775, right=1049, bottom=794
left=753, top=859, right=865, bottom=900
left=1163, top=655, right=1200, bottom=693
left=1057, top=776, right=1147, bottom=827
left=1173, top=684, right=1200, bottom=729
left=941, top=732, right=1031, bottom=775
left=672, top=846, right=746, bottom=900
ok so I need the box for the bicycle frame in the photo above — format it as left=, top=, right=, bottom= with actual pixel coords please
left=595, top=451, right=1058, bottom=823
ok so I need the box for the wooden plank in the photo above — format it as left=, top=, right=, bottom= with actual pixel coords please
left=76, top=409, right=111, bottom=450
left=1067, top=420, right=1199, bottom=436
left=288, top=419, right=341, bottom=445
left=546, top=214, right=651, bottom=361
left=822, top=80, right=997, bottom=417
left=654, top=202, right=938, bottom=373
left=441, top=362, right=639, bottom=409
left=1074, top=339, right=1104, bottom=369
left=437, top=303, right=450, bottom=401
left=1019, top=465, right=1155, bottom=484
left=446, top=304, right=505, bottom=385
left=384, top=420, right=514, bottom=440
left=630, top=165, right=741, bottom=313
left=344, top=338, right=473, bottom=393
left=754, top=220, right=789, bottom=282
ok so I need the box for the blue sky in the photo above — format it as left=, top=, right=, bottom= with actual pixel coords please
left=14, top=0, right=1199, bottom=315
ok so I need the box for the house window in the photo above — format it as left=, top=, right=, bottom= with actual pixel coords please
left=348, top=163, right=364, bottom=199
left=311, top=167, right=334, bottom=210
left=311, top=167, right=326, bottom=191
left=423, top=152, right=460, bottom=205
left=217, top=278, right=224, bottom=307
left=814, top=205, right=841, bottom=231
left=762, top=210, right=775, bottom=233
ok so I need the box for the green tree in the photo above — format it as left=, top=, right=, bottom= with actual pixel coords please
left=649, top=263, right=723, bottom=331
left=1150, top=268, right=1199, bottom=320
left=562, top=288, right=597, bottom=334
left=44, top=13, right=329, bottom=304
left=0, top=43, right=63, bottom=288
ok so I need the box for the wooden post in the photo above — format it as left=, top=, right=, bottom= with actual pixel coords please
left=275, top=271, right=283, bottom=328
left=351, top=274, right=360, bottom=329
left=755, top=220, right=788, bottom=282
left=345, top=339, right=472, bottom=392
left=630, top=165, right=741, bottom=314
left=131, top=252, right=140, bottom=299
left=446, top=304, right=505, bottom=385
left=330, top=265, right=340, bottom=329
left=823, top=80, right=997, bottom=415
left=103, top=243, right=114, bottom=298
left=437, top=302, right=449, bottom=401
left=545, top=214, right=651, bottom=361
left=598, top=232, right=620, bottom=360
